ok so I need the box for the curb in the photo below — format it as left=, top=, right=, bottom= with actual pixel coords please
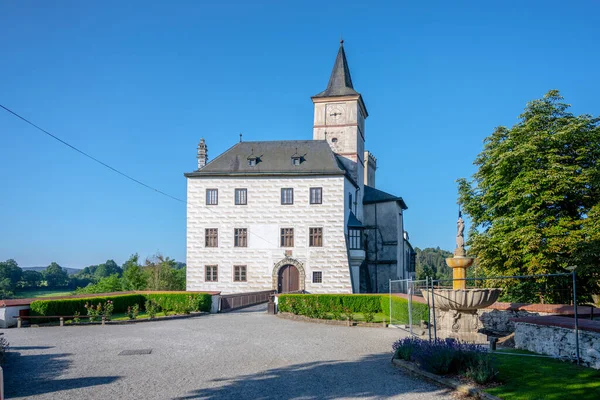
left=391, top=359, right=502, bottom=400
left=276, top=312, right=388, bottom=328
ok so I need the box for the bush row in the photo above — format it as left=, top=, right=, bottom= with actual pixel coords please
left=30, top=292, right=212, bottom=316
left=278, top=294, right=383, bottom=316
left=278, top=294, right=429, bottom=325
left=381, top=295, right=429, bottom=324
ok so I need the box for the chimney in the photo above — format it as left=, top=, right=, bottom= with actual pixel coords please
left=197, top=138, right=208, bottom=169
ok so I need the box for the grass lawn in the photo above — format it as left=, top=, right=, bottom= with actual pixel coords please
left=13, top=289, right=73, bottom=299
left=485, top=350, right=600, bottom=400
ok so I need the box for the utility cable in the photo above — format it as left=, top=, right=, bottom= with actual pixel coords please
left=0, top=104, right=185, bottom=203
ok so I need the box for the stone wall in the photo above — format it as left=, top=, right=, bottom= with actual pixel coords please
left=478, top=309, right=546, bottom=334
left=515, top=322, right=600, bottom=369
left=186, top=175, right=354, bottom=294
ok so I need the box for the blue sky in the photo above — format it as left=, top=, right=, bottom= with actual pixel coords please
left=1, top=1, right=599, bottom=268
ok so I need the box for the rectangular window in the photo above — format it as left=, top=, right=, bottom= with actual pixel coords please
left=280, top=228, right=294, bottom=247
left=281, top=188, right=294, bottom=205
left=309, top=227, right=323, bottom=247
left=234, top=265, right=247, bottom=282
left=310, top=187, right=322, bottom=204
left=312, top=271, right=322, bottom=284
left=205, top=228, right=218, bottom=247
left=206, top=189, right=218, bottom=205
left=235, top=188, right=247, bottom=205
left=348, top=229, right=362, bottom=250
left=205, top=265, right=218, bottom=282
left=234, top=228, right=248, bottom=247
left=349, top=193, right=353, bottom=210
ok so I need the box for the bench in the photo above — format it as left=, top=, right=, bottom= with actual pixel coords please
left=14, top=315, right=107, bottom=328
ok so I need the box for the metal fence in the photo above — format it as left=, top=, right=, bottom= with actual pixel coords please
left=425, top=271, right=590, bottom=364
left=388, top=279, right=431, bottom=338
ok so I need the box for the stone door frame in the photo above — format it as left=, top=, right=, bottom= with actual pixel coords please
left=272, top=257, right=305, bottom=292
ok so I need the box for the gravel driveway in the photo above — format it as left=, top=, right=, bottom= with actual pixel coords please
left=2, top=305, right=453, bottom=399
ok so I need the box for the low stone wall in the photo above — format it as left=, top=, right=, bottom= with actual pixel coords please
left=478, top=309, right=548, bottom=334
left=514, top=320, right=600, bottom=369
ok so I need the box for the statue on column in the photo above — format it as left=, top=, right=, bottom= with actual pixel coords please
left=455, top=211, right=466, bottom=257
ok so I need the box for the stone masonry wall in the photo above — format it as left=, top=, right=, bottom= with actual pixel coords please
left=515, top=322, right=600, bottom=369
left=186, top=175, right=353, bottom=294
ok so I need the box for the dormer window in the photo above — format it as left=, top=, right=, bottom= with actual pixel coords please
left=247, top=148, right=260, bottom=167
left=291, top=148, right=304, bottom=166
left=331, top=137, right=338, bottom=143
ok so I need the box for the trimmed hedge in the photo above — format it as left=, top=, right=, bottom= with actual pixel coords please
left=144, top=293, right=212, bottom=313
left=30, top=294, right=145, bottom=316
left=381, top=295, right=429, bottom=325
left=278, top=294, right=383, bottom=315
left=277, top=294, right=429, bottom=325
left=30, top=292, right=212, bottom=316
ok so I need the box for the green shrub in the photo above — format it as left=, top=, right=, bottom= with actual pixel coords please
left=278, top=294, right=383, bottom=318
left=145, top=300, right=159, bottom=318
left=143, top=293, right=211, bottom=313
left=380, top=295, right=429, bottom=325
left=31, top=294, right=146, bottom=316
left=30, top=292, right=212, bottom=316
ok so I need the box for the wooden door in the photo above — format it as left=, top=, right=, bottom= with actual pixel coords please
left=278, top=265, right=299, bottom=293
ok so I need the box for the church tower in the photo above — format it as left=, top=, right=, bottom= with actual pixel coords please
left=312, top=40, right=368, bottom=190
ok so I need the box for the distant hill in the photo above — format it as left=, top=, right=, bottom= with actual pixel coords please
left=22, top=266, right=81, bottom=276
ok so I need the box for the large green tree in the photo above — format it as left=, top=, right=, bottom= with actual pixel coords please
left=458, top=90, right=600, bottom=303
left=44, top=262, right=70, bottom=288
left=415, top=247, right=453, bottom=281
left=122, top=254, right=147, bottom=290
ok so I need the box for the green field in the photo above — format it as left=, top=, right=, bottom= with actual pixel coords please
left=13, top=289, right=73, bottom=299
left=485, top=350, right=600, bottom=400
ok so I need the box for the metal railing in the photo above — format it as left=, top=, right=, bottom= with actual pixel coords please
left=219, top=290, right=274, bottom=312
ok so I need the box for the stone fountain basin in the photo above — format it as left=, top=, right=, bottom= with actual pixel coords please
left=420, top=288, right=502, bottom=311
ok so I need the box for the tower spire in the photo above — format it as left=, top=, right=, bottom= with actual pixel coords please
left=313, top=40, right=359, bottom=98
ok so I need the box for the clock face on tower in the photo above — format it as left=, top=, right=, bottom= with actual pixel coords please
left=326, top=105, right=344, bottom=125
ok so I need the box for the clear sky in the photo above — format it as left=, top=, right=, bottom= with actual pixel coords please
left=1, top=1, right=599, bottom=268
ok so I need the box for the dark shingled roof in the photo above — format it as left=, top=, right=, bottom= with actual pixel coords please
left=185, top=140, right=348, bottom=177
left=313, top=41, right=360, bottom=98
left=363, top=185, right=408, bottom=210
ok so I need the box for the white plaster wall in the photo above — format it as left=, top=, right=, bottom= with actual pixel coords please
left=186, top=175, right=353, bottom=294
left=0, top=305, right=30, bottom=328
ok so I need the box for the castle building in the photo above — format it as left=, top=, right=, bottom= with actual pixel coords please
left=184, top=41, right=415, bottom=294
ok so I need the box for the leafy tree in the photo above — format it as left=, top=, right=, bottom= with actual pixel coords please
left=19, top=270, right=43, bottom=288
left=75, top=273, right=123, bottom=294
left=0, top=259, right=23, bottom=292
left=94, top=259, right=122, bottom=278
left=44, top=262, right=69, bottom=288
left=415, top=247, right=453, bottom=281
left=122, top=254, right=147, bottom=290
left=458, top=90, right=600, bottom=303
left=144, top=254, right=185, bottom=291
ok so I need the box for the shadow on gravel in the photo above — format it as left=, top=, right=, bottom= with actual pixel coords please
left=4, top=351, right=120, bottom=398
left=8, top=346, right=54, bottom=350
left=175, top=352, right=451, bottom=399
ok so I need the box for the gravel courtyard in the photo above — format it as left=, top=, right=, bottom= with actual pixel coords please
left=3, top=305, right=453, bottom=399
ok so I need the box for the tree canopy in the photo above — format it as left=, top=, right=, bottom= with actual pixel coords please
left=458, top=90, right=600, bottom=302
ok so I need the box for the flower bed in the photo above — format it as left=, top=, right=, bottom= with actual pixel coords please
left=392, top=337, right=498, bottom=384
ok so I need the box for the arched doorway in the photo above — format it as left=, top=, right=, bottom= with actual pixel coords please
left=278, top=265, right=299, bottom=293
left=272, top=257, right=305, bottom=292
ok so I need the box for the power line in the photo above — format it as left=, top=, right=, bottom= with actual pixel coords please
left=1, top=104, right=285, bottom=246
left=0, top=104, right=185, bottom=203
